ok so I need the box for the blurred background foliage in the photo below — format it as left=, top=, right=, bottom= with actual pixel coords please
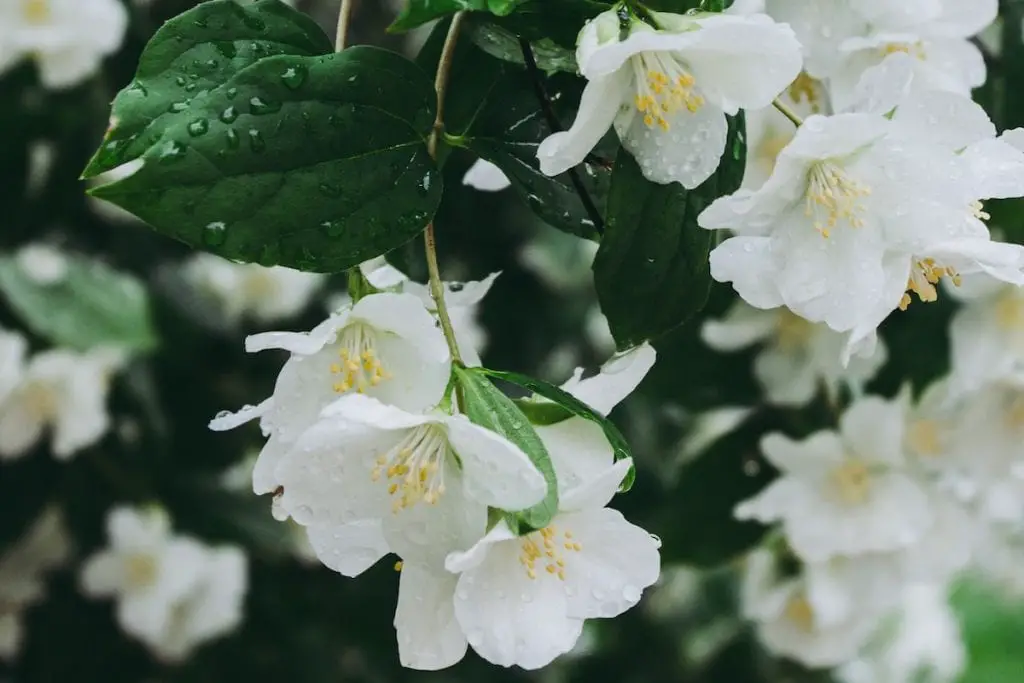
left=3, top=0, right=1024, bottom=682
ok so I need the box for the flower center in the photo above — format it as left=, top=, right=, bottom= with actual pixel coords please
left=519, top=525, right=581, bottom=580
left=22, top=0, right=50, bottom=23
left=330, top=323, right=391, bottom=394
left=124, top=553, right=158, bottom=589
left=242, top=271, right=280, bottom=302
left=371, top=425, right=449, bottom=513
left=995, top=289, right=1024, bottom=331
left=831, top=459, right=871, bottom=505
left=1004, top=395, right=1024, bottom=429
left=898, top=258, right=961, bottom=311
left=787, top=72, right=823, bottom=114
left=631, top=52, right=704, bottom=131
left=906, top=419, right=943, bottom=457
left=881, top=41, right=927, bottom=60
left=784, top=595, right=815, bottom=633
left=22, top=382, right=57, bottom=420
left=804, top=162, right=871, bottom=238
left=774, top=309, right=815, bottom=352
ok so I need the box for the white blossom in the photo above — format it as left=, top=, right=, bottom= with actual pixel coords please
left=80, top=506, right=247, bottom=663
left=0, top=0, right=129, bottom=89
left=947, top=276, right=1024, bottom=396
left=209, top=292, right=451, bottom=497
left=16, top=243, right=68, bottom=286
left=275, top=393, right=547, bottom=577
left=0, top=507, right=70, bottom=661
left=736, top=396, right=932, bottom=562
left=0, top=347, right=123, bottom=461
left=702, top=300, right=886, bottom=406
left=462, top=159, right=511, bottom=192
left=181, top=253, right=325, bottom=325
left=538, top=8, right=802, bottom=188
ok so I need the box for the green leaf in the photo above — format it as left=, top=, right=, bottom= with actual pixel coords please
left=87, top=47, right=443, bottom=273
left=464, top=13, right=578, bottom=73
left=594, top=113, right=746, bottom=348
left=481, top=369, right=636, bottom=491
left=83, top=0, right=333, bottom=178
left=420, top=26, right=610, bottom=239
left=482, top=0, right=610, bottom=51
left=391, top=0, right=527, bottom=32
left=0, top=254, right=158, bottom=353
left=453, top=366, right=558, bottom=532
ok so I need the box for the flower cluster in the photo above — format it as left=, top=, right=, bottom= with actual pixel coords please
left=210, top=264, right=662, bottom=670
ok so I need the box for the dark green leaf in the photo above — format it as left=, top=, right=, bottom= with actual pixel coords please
left=83, top=0, right=333, bottom=178
left=419, top=26, right=610, bottom=239
left=464, top=13, right=578, bottom=73
left=481, top=368, right=635, bottom=491
left=87, top=47, right=442, bottom=273
left=391, top=0, right=527, bottom=32
left=484, top=0, right=610, bottom=51
left=453, top=365, right=558, bottom=531
left=0, top=253, right=158, bottom=352
left=594, top=113, right=746, bottom=348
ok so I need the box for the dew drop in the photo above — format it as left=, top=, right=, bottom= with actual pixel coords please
left=320, top=220, right=344, bottom=237
left=187, top=118, right=209, bottom=137
left=158, top=140, right=187, bottom=163
left=168, top=101, right=188, bottom=114
left=175, top=76, right=187, bottom=87
left=249, top=96, right=282, bottom=115
left=226, top=87, right=238, bottom=100
left=203, top=221, right=228, bottom=246
left=220, top=106, right=239, bottom=124
left=225, top=128, right=240, bottom=149
left=248, top=129, right=266, bottom=153
left=214, top=40, right=238, bottom=59
left=280, top=64, right=308, bottom=90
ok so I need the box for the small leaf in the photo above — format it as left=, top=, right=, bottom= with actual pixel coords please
left=594, top=113, right=746, bottom=348
left=84, top=0, right=333, bottom=178
left=391, top=0, right=527, bottom=32
left=453, top=366, right=558, bottom=532
left=87, top=47, right=442, bottom=273
left=481, top=369, right=636, bottom=491
left=0, top=254, right=158, bottom=352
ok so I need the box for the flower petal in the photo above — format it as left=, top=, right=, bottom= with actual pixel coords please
left=537, top=418, right=614, bottom=496
left=701, top=302, right=779, bottom=351
left=839, top=396, right=905, bottom=466
left=305, top=520, right=390, bottom=577
left=443, top=415, right=547, bottom=511
left=559, top=507, right=660, bottom=619
left=462, top=159, right=511, bottom=192
left=245, top=312, right=347, bottom=355
left=538, top=72, right=629, bottom=178
left=395, top=564, right=467, bottom=670
left=708, top=237, right=786, bottom=309
left=560, top=342, right=656, bottom=415
left=208, top=398, right=271, bottom=432
left=560, top=458, right=633, bottom=512
left=351, top=292, right=450, bottom=365
left=961, top=137, right=1024, bottom=200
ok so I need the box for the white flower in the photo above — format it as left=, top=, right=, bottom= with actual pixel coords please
left=0, top=0, right=129, bottom=89
left=702, top=300, right=887, bottom=406
left=181, top=253, right=325, bottom=325
left=742, top=550, right=879, bottom=668
left=0, top=328, right=28, bottom=403
left=275, top=393, right=547, bottom=576
left=0, top=507, right=70, bottom=661
left=209, top=292, right=451, bottom=496
left=439, top=457, right=660, bottom=669
left=0, top=347, right=123, bottom=461
left=764, top=0, right=868, bottom=80
left=538, top=8, right=802, bottom=188
left=946, top=277, right=1024, bottom=396
left=16, top=243, right=67, bottom=285
left=735, top=396, right=932, bottom=562
left=462, top=159, right=511, bottom=192
left=837, top=584, right=965, bottom=683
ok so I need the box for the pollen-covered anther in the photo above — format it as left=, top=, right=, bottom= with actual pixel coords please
left=882, top=41, right=927, bottom=60
left=785, top=595, right=815, bottom=633
left=330, top=324, right=392, bottom=394
left=787, top=72, right=823, bottom=114
left=804, top=162, right=871, bottom=237
left=520, top=526, right=580, bottom=580
left=971, top=200, right=991, bottom=221
left=899, top=258, right=961, bottom=311
left=370, top=426, right=448, bottom=513
left=632, top=53, right=704, bottom=131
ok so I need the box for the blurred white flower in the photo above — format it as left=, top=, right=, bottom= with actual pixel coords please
left=947, top=276, right=1024, bottom=396
left=736, top=397, right=932, bottom=562
left=742, top=77, right=825, bottom=190
left=16, top=243, right=68, bottom=286
left=462, top=159, right=511, bottom=192
left=0, top=507, right=70, bottom=661
left=0, top=0, right=129, bottom=89
left=181, top=254, right=325, bottom=325
left=0, top=328, right=28, bottom=403
left=209, top=292, right=451, bottom=497
left=0, top=347, right=124, bottom=461
left=702, top=300, right=887, bottom=406
left=80, top=506, right=248, bottom=663
left=538, top=8, right=803, bottom=188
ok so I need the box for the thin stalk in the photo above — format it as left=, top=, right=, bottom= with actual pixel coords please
left=772, top=97, right=804, bottom=127
left=423, top=12, right=467, bottom=366
left=335, top=0, right=355, bottom=51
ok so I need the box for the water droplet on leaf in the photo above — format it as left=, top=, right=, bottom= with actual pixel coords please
left=187, top=119, right=209, bottom=137
left=203, top=222, right=228, bottom=246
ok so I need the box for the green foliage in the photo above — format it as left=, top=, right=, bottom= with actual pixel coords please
left=391, top=0, right=528, bottom=32
left=453, top=365, right=558, bottom=531
left=464, top=14, right=578, bottom=72
left=485, top=0, right=610, bottom=49
left=0, top=253, right=157, bottom=353
left=594, top=114, right=746, bottom=349
left=482, top=368, right=636, bottom=491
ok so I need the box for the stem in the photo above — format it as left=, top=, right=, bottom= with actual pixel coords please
left=772, top=97, right=804, bottom=127
left=334, top=0, right=356, bottom=51
left=423, top=13, right=467, bottom=366
left=519, top=38, right=606, bottom=236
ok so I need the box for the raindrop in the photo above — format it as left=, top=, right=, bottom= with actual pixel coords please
left=175, top=76, right=187, bottom=87
left=280, top=64, right=308, bottom=90
left=225, top=128, right=240, bottom=149
left=184, top=82, right=197, bottom=93
left=168, top=101, right=188, bottom=114
left=416, top=173, right=432, bottom=196
left=649, top=533, right=662, bottom=548
left=214, top=40, right=237, bottom=59
left=226, top=87, right=238, bottom=100
left=320, top=220, right=344, bottom=237
left=219, top=106, right=239, bottom=124
left=249, top=96, right=282, bottom=115
left=129, top=81, right=148, bottom=97
left=158, top=140, right=187, bottom=163
left=248, top=129, right=266, bottom=153
left=193, top=18, right=209, bottom=28
left=187, top=119, right=209, bottom=137
left=203, top=221, right=228, bottom=246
